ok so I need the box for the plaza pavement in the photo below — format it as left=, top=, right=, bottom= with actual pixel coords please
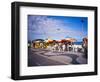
left=28, top=48, right=87, bottom=66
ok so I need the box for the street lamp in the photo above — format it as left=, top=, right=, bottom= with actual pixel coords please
left=81, top=19, right=84, bottom=38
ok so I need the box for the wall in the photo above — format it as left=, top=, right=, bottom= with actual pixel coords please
left=0, top=0, right=99, bottom=82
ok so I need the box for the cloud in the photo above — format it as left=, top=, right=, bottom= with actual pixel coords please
left=28, top=15, right=86, bottom=41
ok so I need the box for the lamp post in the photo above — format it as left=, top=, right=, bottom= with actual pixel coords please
left=81, top=19, right=84, bottom=38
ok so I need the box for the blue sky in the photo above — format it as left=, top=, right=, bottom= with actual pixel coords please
left=28, top=15, right=88, bottom=42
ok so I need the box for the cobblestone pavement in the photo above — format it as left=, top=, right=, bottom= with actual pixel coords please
left=28, top=48, right=87, bottom=66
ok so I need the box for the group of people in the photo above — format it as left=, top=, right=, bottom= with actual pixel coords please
left=30, top=38, right=88, bottom=56
left=47, top=42, right=82, bottom=52
left=47, top=43, right=66, bottom=52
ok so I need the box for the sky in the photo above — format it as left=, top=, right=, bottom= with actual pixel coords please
left=28, top=15, right=88, bottom=42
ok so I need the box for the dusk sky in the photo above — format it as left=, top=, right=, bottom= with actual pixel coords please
left=28, top=15, right=88, bottom=42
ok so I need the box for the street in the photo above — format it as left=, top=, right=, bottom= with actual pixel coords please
left=28, top=48, right=87, bottom=66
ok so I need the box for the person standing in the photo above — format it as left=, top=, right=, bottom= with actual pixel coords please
left=82, top=38, right=88, bottom=58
